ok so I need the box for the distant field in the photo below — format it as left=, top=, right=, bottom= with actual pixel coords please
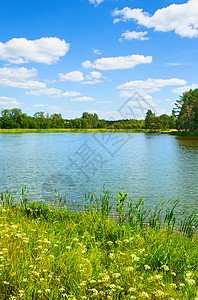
left=0, top=128, right=177, bottom=134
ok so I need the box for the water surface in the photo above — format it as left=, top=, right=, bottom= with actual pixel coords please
left=0, top=133, right=197, bottom=211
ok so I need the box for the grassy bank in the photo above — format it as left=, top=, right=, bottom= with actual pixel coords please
left=0, top=190, right=198, bottom=299
left=0, top=128, right=178, bottom=134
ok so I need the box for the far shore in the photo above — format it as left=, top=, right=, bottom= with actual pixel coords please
left=0, top=128, right=181, bottom=134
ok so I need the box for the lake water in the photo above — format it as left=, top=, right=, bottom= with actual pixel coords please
left=0, top=132, right=197, bottom=211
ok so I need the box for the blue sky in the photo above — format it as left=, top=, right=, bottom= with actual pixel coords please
left=0, top=0, right=198, bottom=120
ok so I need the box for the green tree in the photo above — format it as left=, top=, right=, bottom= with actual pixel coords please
left=144, top=110, right=155, bottom=129
left=175, top=89, right=198, bottom=132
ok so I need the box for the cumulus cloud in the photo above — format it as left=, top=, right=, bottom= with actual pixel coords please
left=82, top=54, right=152, bottom=70
left=0, top=37, right=69, bottom=64
left=0, top=96, right=23, bottom=108
left=172, top=84, right=198, bottom=94
left=118, top=78, right=187, bottom=90
left=59, top=71, right=84, bottom=82
left=82, top=71, right=104, bottom=84
left=26, top=88, right=81, bottom=98
left=0, top=67, right=46, bottom=89
left=70, top=96, right=95, bottom=102
left=89, top=0, right=104, bottom=6
left=59, top=70, right=105, bottom=84
left=113, top=0, right=198, bottom=38
left=119, top=31, right=149, bottom=42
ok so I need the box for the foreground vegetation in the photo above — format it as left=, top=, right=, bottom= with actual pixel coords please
left=0, top=189, right=198, bottom=299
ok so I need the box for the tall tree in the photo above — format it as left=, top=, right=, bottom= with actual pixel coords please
left=175, top=89, right=198, bottom=132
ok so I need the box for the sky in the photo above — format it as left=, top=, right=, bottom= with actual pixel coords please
left=0, top=0, right=198, bottom=120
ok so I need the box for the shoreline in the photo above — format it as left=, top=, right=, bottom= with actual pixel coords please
left=0, top=128, right=198, bottom=137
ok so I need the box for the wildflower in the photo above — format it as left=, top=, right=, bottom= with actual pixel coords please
left=109, top=253, right=115, bottom=260
left=161, top=265, right=169, bottom=271
left=89, top=288, right=98, bottom=295
left=37, top=290, right=42, bottom=294
left=102, top=275, right=110, bottom=282
left=43, top=269, right=48, bottom=272
left=89, top=280, right=96, bottom=284
left=49, top=254, right=55, bottom=258
left=185, top=272, right=192, bottom=277
left=112, top=273, right=121, bottom=278
left=138, top=248, right=145, bottom=253
left=123, top=239, right=129, bottom=243
left=185, top=278, right=195, bottom=285
left=4, top=281, right=10, bottom=285
left=154, top=290, right=164, bottom=297
left=179, top=283, right=185, bottom=287
left=65, top=246, right=71, bottom=250
left=73, top=238, right=79, bottom=242
left=171, top=272, right=176, bottom=276
left=40, top=278, right=44, bottom=281
left=79, top=281, right=87, bottom=287
left=44, top=239, right=50, bottom=244
left=144, top=265, right=151, bottom=270
left=45, top=289, right=51, bottom=293
left=155, top=274, right=163, bottom=280
left=141, top=292, right=150, bottom=298
left=126, top=266, right=134, bottom=272
left=170, top=283, right=177, bottom=289
left=22, top=278, right=28, bottom=282
left=59, top=288, right=65, bottom=292
left=128, top=287, right=136, bottom=292
left=107, top=241, right=113, bottom=246
left=131, top=254, right=140, bottom=261
left=54, top=244, right=59, bottom=247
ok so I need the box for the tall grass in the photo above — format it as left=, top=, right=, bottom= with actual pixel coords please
left=0, top=188, right=197, bottom=299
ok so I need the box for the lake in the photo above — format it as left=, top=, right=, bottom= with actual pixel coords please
left=0, top=132, right=197, bottom=211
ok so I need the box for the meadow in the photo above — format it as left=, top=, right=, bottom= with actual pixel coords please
left=0, top=189, right=197, bottom=300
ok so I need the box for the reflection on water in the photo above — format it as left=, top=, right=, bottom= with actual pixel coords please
left=0, top=133, right=197, bottom=212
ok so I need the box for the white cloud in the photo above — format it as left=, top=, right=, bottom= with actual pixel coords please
left=0, top=37, right=69, bottom=64
left=167, top=62, right=183, bottom=66
left=0, top=96, right=23, bottom=108
left=70, top=96, right=95, bottom=102
left=119, top=31, right=149, bottom=42
left=0, top=67, right=46, bottom=89
left=82, top=71, right=104, bottom=84
left=82, top=54, right=152, bottom=70
left=26, top=88, right=81, bottom=98
left=96, top=100, right=114, bottom=103
left=118, top=78, right=187, bottom=90
left=93, top=48, right=103, bottom=55
left=113, top=0, right=198, bottom=38
left=33, top=104, right=60, bottom=112
left=59, top=71, right=84, bottom=82
left=172, top=84, right=198, bottom=94
left=89, top=0, right=104, bottom=6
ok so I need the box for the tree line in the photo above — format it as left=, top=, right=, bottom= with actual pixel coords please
left=0, top=89, right=197, bottom=132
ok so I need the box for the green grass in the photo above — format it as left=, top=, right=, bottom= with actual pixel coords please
left=0, top=189, right=198, bottom=299
left=0, top=128, right=175, bottom=134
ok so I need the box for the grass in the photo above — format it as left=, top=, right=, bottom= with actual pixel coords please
left=0, top=189, right=197, bottom=300
left=0, top=128, right=176, bottom=134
